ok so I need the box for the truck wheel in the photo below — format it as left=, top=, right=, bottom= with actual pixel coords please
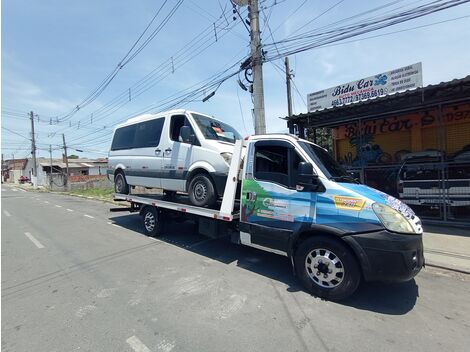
left=294, top=236, right=360, bottom=301
left=188, top=174, right=216, bottom=207
left=115, top=171, right=129, bottom=194
left=141, top=207, right=162, bottom=237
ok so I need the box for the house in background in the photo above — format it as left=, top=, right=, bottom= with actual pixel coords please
left=4, top=158, right=29, bottom=183
left=3, top=157, right=108, bottom=186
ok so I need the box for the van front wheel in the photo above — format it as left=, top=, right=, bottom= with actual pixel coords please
left=114, top=171, right=129, bottom=194
left=294, top=236, right=361, bottom=301
left=188, top=174, right=216, bottom=207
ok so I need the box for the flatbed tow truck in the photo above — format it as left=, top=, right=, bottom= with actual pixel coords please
left=112, top=135, right=424, bottom=300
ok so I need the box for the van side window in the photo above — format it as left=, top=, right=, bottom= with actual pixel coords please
left=170, top=115, right=191, bottom=142
left=255, top=145, right=289, bottom=187
left=134, top=118, right=164, bottom=148
left=111, top=125, right=137, bottom=150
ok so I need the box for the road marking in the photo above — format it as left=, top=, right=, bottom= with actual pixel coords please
left=55, top=205, right=62, bottom=208
left=3, top=210, right=12, bottom=217
left=44, top=201, right=49, bottom=204
left=12, top=188, right=18, bottom=192
left=84, top=214, right=94, bottom=219
left=18, top=188, right=27, bottom=192
left=24, top=232, right=45, bottom=249
left=66, top=208, right=74, bottom=212
left=126, top=336, right=152, bottom=352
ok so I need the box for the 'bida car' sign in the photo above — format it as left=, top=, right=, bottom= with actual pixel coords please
left=307, top=62, right=422, bottom=112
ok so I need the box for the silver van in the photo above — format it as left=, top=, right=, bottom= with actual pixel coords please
left=108, top=109, right=242, bottom=207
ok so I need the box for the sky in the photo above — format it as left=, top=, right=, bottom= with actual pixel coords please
left=2, top=0, right=470, bottom=159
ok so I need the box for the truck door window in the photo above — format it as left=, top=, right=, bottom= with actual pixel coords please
left=254, top=145, right=289, bottom=187
left=170, top=115, right=190, bottom=142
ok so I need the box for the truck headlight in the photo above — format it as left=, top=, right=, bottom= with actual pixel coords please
left=220, top=152, right=232, bottom=166
left=372, top=203, right=416, bottom=234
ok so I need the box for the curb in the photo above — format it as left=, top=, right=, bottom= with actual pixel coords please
left=425, top=262, right=470, bottom=275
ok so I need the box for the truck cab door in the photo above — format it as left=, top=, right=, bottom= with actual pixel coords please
left=160, top=114, right=195, bottom=191
left=240, top=140, right=317, bottom=253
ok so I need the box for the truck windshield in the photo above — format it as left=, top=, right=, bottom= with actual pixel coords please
left=192, top=113, right=242, bottom=143
left=299, top=141, right=358, bottom=183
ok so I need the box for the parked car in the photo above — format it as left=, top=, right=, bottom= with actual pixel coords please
left=397, top=151, right=470, bottom=214
left=108, top=109, right=242, bottom=207
left=18, top=175, right=30, bottom=184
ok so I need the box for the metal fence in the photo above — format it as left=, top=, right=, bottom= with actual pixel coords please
left=320, top=102, right=470, bottom=224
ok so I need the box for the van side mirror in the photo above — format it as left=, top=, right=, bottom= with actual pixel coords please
left=180, top=126, right=195, bottom=144
left=297, top=162, right=321, bottom=192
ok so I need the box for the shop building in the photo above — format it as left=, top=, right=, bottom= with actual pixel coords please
left=286, top=76, right=470, bottom=223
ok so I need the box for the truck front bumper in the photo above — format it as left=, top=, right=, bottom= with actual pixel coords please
left=343, top=230, right=424, bottom=283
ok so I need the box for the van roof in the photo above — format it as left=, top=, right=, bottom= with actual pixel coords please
left=116, top=109, right=214, bottom=128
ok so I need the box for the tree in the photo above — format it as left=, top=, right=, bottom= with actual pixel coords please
left=68, top=155, right=79, bottom=159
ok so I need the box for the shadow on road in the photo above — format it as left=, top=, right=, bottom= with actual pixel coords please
left=109, top=214, right=419, bottom=315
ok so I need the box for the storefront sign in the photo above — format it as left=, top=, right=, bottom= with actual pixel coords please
left=307, top=63, right=423, bottom=112
left=333, top=104, right=470, bottom=139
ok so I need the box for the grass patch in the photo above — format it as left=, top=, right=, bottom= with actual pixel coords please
left=66, top=188, right=114, bottom=201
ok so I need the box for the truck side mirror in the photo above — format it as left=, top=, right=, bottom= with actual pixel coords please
left=297, top=162, right=321, bottom=192
left=180, top=126, right=195, bottom=144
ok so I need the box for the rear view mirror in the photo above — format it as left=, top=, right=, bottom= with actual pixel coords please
left=299, top=161, right=314, bottom=178
left=180, top=126, right=195, bottom=144
left=297, top=162, right=321, bottom=192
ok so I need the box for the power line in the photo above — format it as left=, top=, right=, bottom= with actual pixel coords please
left=56, top=0, right=184, bottom=122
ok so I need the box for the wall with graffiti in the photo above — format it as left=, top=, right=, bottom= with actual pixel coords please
left=333, top=103, right=470, bottom=167
left=330, top=102, right=470, bottom=222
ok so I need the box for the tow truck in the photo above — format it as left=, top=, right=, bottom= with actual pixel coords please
left=112, top=134, right=424, bottom=300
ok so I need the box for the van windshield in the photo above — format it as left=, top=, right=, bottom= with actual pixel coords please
left=192, top=113, right=242, bottom=143
left=299, top=141, right=357, bottom=183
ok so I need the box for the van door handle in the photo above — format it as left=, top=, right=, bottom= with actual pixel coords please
left=155, top=149, right=161, bottom=156
left=164, top=148, right=172, bottom=155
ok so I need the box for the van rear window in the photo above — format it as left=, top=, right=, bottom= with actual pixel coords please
left=111, top=125, right=137, bottom=150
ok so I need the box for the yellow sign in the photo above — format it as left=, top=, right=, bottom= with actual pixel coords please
left=334, top=196, right=365, bottom=211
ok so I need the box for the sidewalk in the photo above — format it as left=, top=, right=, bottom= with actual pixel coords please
left=423, top=224, right=470, bottom=274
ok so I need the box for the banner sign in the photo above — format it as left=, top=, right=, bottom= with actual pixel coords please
left=307, top=62, right=422, bottom=112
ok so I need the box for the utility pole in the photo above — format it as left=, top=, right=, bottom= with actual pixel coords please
left=30, top=111, right=38, bottom=187
left=49, top=144, right=53, bottom=190
left=285, top=57, right=293, bottom=118
left=62, top=134, right=69, bottom=185
left=248, top=0, right=266, bottom=134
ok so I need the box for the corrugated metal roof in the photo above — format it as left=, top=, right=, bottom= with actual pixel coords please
left=284, top=75, right=470, bottom=125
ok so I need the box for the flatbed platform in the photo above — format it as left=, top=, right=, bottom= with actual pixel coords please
left=113, top=192, right=240, bottom=221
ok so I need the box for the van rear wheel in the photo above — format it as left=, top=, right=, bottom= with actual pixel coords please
left=188, top=174, right=216, bottom=207
left=114, top=171, right=129, bottom=194
left=294, top=236, right=361, bottom=301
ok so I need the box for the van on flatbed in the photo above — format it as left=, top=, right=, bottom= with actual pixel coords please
left=113, top=134, right=424, bottom=300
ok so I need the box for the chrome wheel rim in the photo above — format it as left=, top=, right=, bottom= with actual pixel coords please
left=115, top=175, right=124, bottom=192
left=144, top=212, right=156, bottom=232
left=193, top=181, right=207, bottom=202
left=305, top=248, right=344, bottom=288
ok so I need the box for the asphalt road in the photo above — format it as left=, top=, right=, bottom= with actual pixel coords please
left=2, top=185, right=470, bottom=352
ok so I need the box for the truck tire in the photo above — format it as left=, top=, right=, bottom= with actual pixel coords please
left=141, top=206, right=163, bottom=237
left=294, top=236, right=361, bottom=301
left=188, top=174, right=216, bottom=207
left=114, top=171, right=129, bottom=194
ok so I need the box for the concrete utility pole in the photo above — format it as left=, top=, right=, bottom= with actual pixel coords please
left=285, top=57, right=293, bottom=118
left=248, top=0, right=266, bottom=134
left=62, top=134, right=69, bottom=185
left=30, top=111, right=38, bottom=187
left=49, top=144, right=53, bottom=189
